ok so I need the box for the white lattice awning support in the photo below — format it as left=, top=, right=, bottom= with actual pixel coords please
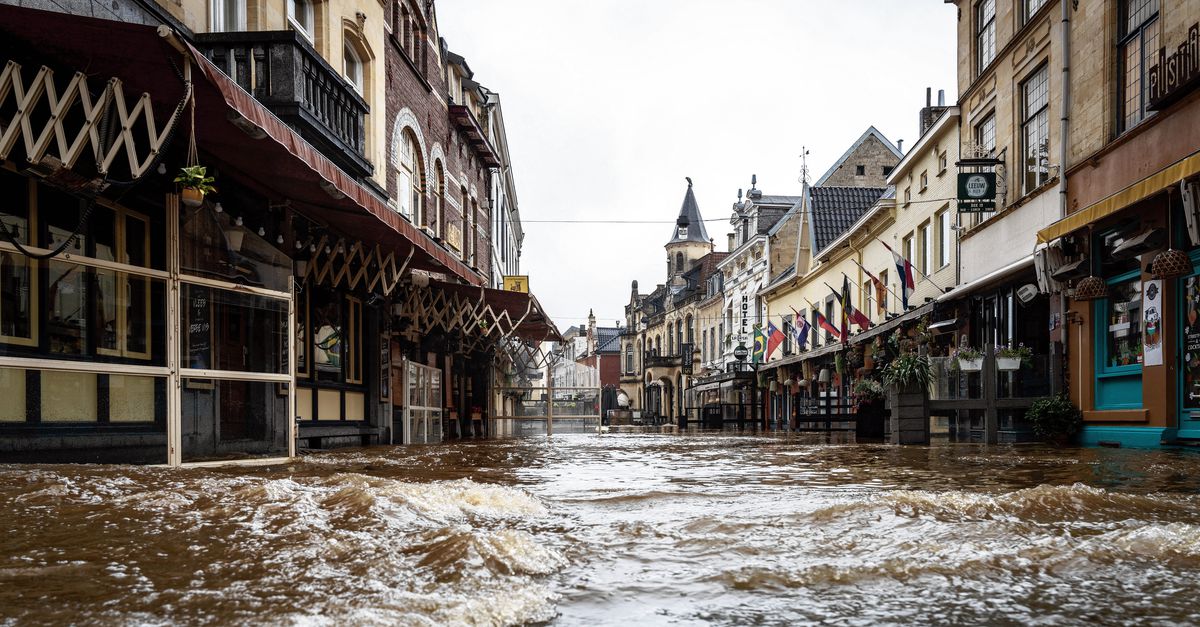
left=299, top=234, right=415, bottom=297
left=396, top=279, right=560, bottom=355
left=0, top=58, right=188, bottom=181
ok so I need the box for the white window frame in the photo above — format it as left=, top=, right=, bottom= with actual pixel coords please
left=343, top=40, right=364, bottom=95
left=210, top=0, right=246, bottom=32
left=288, top=0, right=315, bottom=42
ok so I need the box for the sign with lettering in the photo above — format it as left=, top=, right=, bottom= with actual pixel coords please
left=503, top=275, right=529, bottom=293
left=957, top=172, right=997, bottom=212
left=187, top=286, right=212, bottom=369
left=1148, top=23, right=1200, bottom=111
left=681, top=343, right=694, bottom=375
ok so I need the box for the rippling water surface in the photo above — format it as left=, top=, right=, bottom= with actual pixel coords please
left=4, top=434, right=1200, bottom=625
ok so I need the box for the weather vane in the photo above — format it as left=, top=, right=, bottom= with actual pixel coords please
left=798, top=146, right=811, bottom=185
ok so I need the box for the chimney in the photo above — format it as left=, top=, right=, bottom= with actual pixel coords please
left=919, top=87, right=950, bottom=137
left=898, top=139, right=905, bottom=153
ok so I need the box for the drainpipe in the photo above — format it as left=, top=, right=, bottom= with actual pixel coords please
left=1054, top=0, right=1071, bottom=397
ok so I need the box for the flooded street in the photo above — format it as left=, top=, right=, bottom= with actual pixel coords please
left=5, top=434, right=1200, bottom=626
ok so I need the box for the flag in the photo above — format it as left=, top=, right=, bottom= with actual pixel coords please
left=840, top=275, right=852, bottom=342
left=766, top=322, right=785, bottom=360
left=812, top=309, right=841, bottom=341
left=881, top=240, right=916, bottom=309
left=847, top=303, right=872, bottom=330
left=752, top=326, right=767, bottom=363
left=862, top=267, right=888, bottom=315
left=790, top=307, right=811, bottom=350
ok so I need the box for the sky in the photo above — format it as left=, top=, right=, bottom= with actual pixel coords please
left=436, top=0, right=959, bottom=332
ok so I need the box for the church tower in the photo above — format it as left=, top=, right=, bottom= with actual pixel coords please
left=666, top=177, right=713, bottom=284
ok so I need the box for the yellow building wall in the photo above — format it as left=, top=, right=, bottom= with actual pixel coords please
left=153, top=0, right=387, bottom=189
left=890, top=120, right=960, bottom=309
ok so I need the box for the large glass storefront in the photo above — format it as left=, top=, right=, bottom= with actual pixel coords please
left=0, top=167, right=295, bottom=463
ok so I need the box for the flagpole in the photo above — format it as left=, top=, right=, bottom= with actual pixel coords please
left=848, top=262, right=905, bottom=313
left=878, top=238, right=946, bottom=292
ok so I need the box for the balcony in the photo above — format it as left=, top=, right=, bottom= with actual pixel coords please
left=195, top=30, right=373, bottom=180
left=645, top=354, right=681, bottom=369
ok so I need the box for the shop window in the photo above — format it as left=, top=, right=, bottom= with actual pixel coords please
left=1182, top=268, right=1200, bottom=414
left=1095, top=273, right=1144, bottom=409
left=297, top=287, right=365, bottom=422
left=0, top=174, right=35, bottom=346
left=179, top=201, right=291, bottom=293
left=181, top=285, right=287, bottom=374
left=93, top=206, right=152, bottom=359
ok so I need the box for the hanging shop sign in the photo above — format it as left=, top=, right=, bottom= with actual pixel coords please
left=681, top=343, right=694, bottom=375
left=503, top=275, right=529, bottom=293
left=1148, top=23, right=1200, bottom=111
left=1143, top=279, right=1164, bottom=367
left=957, top=172, right=997, bottom=212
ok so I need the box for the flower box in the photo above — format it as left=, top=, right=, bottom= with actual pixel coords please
left=996, top=357, right=1022, bottom=371
left=959, top=357, right=984, bottom=372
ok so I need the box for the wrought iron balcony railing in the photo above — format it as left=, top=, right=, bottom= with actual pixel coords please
left=645, top=353, right=682, bottom=368
left=195, top=30, right=373, bottom=180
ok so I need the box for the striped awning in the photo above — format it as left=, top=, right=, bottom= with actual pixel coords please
left=1037, top=150, right=1200, bottom=244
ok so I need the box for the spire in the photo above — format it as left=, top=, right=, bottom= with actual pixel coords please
left=669, top=178, right=710, bottom=245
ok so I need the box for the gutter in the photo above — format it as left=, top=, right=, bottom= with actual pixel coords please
left=1056, top=0, right=1071, bottom=397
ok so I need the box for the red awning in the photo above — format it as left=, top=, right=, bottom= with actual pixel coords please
left=0, top=5, right=483, bottom=286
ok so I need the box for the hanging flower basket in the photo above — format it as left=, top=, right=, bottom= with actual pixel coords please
left=959, top=357, right=984, bottom=372
left=175, top=165, right=217, bottom=208
left=996, top=357, right=1022, bottom=371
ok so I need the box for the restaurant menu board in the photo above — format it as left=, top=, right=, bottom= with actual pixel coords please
left=187, top=286, right=212, bottom=369
left=1142, top=279, right=1163, bottom=367
left=1184, top=276, right=1200, bottom=410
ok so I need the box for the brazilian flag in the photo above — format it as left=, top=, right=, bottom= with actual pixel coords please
left=752, top=325, right=767, bottom=364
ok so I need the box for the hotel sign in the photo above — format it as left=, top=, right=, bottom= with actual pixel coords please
left=1148, top=23, right=1200, bottom=111
left=957, top=172, right=996, bottom=212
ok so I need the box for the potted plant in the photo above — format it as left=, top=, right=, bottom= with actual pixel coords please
left=996, top=343, right=1033, bottom=371
left=175, top=165, right=217, bottom=207
left=882, top=353, right=933, bottom=393
left=851, top=378, right=885, bottom=409
left=1025, top=395, right=1081, bottom=446
left=952, top=345, right=984, bottom=372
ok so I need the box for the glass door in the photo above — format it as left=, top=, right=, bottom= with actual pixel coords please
left=1180, top=268, right=1200, bottom=437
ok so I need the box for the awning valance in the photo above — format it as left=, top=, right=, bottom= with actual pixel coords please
left=1037, top=150, right=1200, bottom=244
left=427, top=279, right=561, bottom=343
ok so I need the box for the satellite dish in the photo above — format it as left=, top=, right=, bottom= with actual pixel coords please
left=1016, top=283, right=1040, bottom=305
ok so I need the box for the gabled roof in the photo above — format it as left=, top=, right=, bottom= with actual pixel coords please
left=595, top=327, right=622, bottom=353
left=668, top=179, right=710, bottom=245
left=814, top=126, right=903, bottom=186
left=810, top=186, right=889, bottom=253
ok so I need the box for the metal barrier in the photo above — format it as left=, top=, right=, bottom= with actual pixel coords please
left=492, top=385, right=601, bottom=436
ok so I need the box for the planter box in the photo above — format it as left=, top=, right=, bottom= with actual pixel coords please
left=996, top=357, right=1022, bottom=371
left=959, top=357, right=983, bottom=372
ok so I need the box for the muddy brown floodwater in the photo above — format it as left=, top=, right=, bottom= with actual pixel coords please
left=4, top=434, right=1200, bottom=626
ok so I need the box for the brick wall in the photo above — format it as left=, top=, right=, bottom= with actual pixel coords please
left=384, top=0, right=492, bottom=279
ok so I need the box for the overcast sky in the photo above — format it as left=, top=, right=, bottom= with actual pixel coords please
left=436, top=1, right=958, bottom=332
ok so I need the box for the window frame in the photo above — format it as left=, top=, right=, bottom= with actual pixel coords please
left=287, top=0, right=315, bottom=42
left=1020, top=64, right=1051, bottom=195
left=1117, top=0, right=1159, bottom=133
left=976, top=0, right=997, bottom=74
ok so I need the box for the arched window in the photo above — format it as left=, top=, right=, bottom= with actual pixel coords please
left=396, top=130, right=423, bottom=222
left=343, top=39, right=364, bottom=94
left=686, top=315, right=693, bottom=344
left=675, top=252, right=684, bottom=273
left=288, top=0, right=315, bottom=41
left=624, top=345, right=633, bottom=374
left=432, top=161, right=445, bottom=236
left=636, top=339, right=642, bottom=370
left=675, top=320, right=683, bottom=354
